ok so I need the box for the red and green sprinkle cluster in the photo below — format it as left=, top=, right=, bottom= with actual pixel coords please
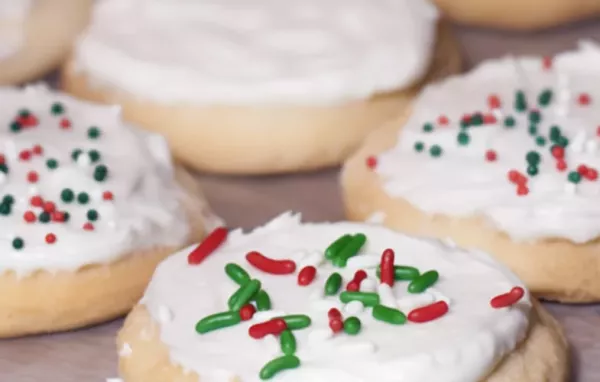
left=191, top=227, right=525, bottom=380
left=3, top=100, right=114, bottom=250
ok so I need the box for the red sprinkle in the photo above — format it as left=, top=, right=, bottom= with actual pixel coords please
left=490, top=287, right=525, bottom=309
left=60, top=118, right=71, bottom=129
left=437, top=115, right=449, bottom=125
left=328, top=308, right=342, bottom=320
left=187, top=227, right=228, bottom=265
left=249, top=319, right=287, bottom=339
left=380, top=248, right=395, bottom=287
left=30, top=196, right=43, bottom=207
left=517, top=185, right=529, bottom=196
left=556, top=160, right=567, bottom=172
left=578, top=165, right=589, bottom=176
left=508, top=170, right=526, bottom=185
left=19, top=150, right=31, bottom=161
left=246, top=251, right=296, bottom=275
left=32, top=145, right=43, bottom=155
left=485, top=150, right=497, bottom=162
left=551, top=146, right=565, bottom=159
left=45, top=233, right=57, bottom=244
left=0, top=154, right=5, bottom=164
left=239, top=304, right=256, bottom=321
left=353, top=270, right=367, bottom=282
left=52, top=211, right=65, bottom=222
left=43, top=201, right=56, bottom=213
left=23, top=211, right=36, bottom=223
left=408, top=301, right=449, bottom=323
left=102, top=191, right=114, bottom=201
left=347, top=270, right=367, bottom=291
left=83, top=222, right=94, bottom=231
left=488, top=94, right=501, bottom=109
left=542, top=56, right=553, bottom=70
left=346, top=281, right=360, bottom=292
left=483, top=113, right=497, bottom=124
left=329, top=318, right=344, bottom=333
left=366, top=156, right=378, bottom=169
left=297, top=266, right=317, bottom=286
left=27, top=171, right=39, bottom=183
left=585, top=168, right=598, bottom=181
left=578, top=93, right=591, bottom=106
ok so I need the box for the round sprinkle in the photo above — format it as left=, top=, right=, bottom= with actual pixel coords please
left=87, top=126, right=101, bottom=139
left=32, top=145, right=43, bottom=155
left=535, top=136, right=546, bottom=147
left=488, top=94, right=501, bottom=109
left=23, top=211, right=36, bottom=223
left=19, top=150, right=31, bottom=161
left=3, top=195, right=14, bottom=205
left=365, top=156, right=377, bottom=169
left=568, top=171, right=582, bottom=184
left=30, top=195, right=43, bottom=207
left=343, top=317, right=361, bottom=335
left=414, top=141, right=425, bottom=152
left=10, top=121, right=21, bottom=132
left=51, top=102, right=65, bottom=115
left=46, top=159, right=59, bottom=169
left=77, top=192, right=90, bottom=204
left=528, top=110, right=541, bottom=124
left=71, top=149, right=83, bottom=161
left=43, top=201, right=56, bottom=213
left=504, top=116, right=516, bottom=128
left=329, top=318, right=344, bottom=333
left=89, top=150, right=101, bottom=163
left=38, top=212, right=50, bottom=223
left=423, top=123, right=434, bottom=133
left=538, top=89, right=553, bottom=107
left=528, top=125, right=538, bottom=136
left=457, top=132, right=470, bottom=145
left=0, top=203, right=11, bottom=215
left=61, top=189, right=75, bottom=203
left=578, top=93, right=591, bottom=106
left=60, top=118, right=71, bottom=129
left=45, top=233, right=57, bottom=244
left=12, top=237, right=24, bottom=250
left=239, top=304, right=256, bottom=321
left=27, top=171, right=39, bottom=183
left=102, top=191, right=114, bottom=201
left=86, top=209, right=99, bottom=221
left=527, top=165, right=539, bottom=176
left=94, top=165, right=108, bottom=182
left=429, top=145, right=443, bottom=158
left=525, top=151, right=541, bottom=165
left=470, top=113, right=483, bottom=126
left=485, top=150, right=497, bottom=162
left=437, top=115, right=449, bottom=125
left=83, top=222, right=94, bottom=231
left=551, top=145, right=565, bottom=159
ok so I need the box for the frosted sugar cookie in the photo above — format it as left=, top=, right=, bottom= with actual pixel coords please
left=0, top=0, right=93, bottom=84
left=0, top=85, right=219, bottom=338
left=433, top=0, right=600, bottom=31
left=118, top=213, right=567, bottom=382
left=62, top=0, right=461, bottom=175
left=343, top=41, right=600, bottom=303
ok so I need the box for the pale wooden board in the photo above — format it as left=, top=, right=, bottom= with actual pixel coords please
left=1, top=20, right=600, bottom=381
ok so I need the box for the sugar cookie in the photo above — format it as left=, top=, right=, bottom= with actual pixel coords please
left=0, top=86, right=219, bottom=337
left=0, top=0, right=92, bottom=84
left=117, top=213, right=567, bottom=382
left=343, top=41, right=600, bottom=303
left=62, top=0, right=461, bottom=175
left=434, top=0, right=600, bottom=31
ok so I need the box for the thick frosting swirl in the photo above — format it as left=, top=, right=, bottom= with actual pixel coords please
left=376, top=41, right=600, bottom=243
left=73, top=0, right=438, bottom=105
left=141, top=213, right=530, bottom=382
left=0, top=85, right=190, bottom=276
left=0, top=0, right=31, bottom=59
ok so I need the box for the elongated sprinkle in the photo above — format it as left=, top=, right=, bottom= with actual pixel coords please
left=187, top=227, right=228, bottom=265
left=253, top=290, right=272, bottom=311
left=259, top=355, right=300, bottom=380
left=372, top=305, right=406, bottom=325
left=195, top=311, right=241, bottom=334
left=280, top=330, right=297, bottom=355
left=225, top=263, right=250, bottom=285
left=408, top=270, right=439, bottom=294
left=377, top=265, right=420, bottom=281
left=325, top=273, right=343, bottom=295
left=229, top=279, right=261, bottom=311
left=340, top=291, right=380, bottom=307
left=332, top=234, right=366, bottom=267
left=325, top=234, right=352, bottom=260
left=277, top=315, right=311, bottom=330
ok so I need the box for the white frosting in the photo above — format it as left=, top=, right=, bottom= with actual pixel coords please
left=74, top=0, right=438, bottom=105
left=0, top=85, right=190, bottom=275
left=0, top=0, right=31, bottom=59
left=376, top=41, right=600, bottom=243
left=142, top=213, right=531, bottom=382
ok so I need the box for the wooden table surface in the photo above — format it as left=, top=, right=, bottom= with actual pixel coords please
left=2, top=20, right=600, bottom=382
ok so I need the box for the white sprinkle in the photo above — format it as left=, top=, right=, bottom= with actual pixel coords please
left=308, top=328, right=333, bottom=343
left=377, top=284, right=396, bottom=308
left=564, top=182, right=578, bottom=195
left=366, top=211, right=386, bottom=224
left=0, top=173, right=6, bottom=184
left=77, top=153, right=91, bottom=167
left=554, top=106, right=569, bottom=117
left=337, top=341, right=377, bottom=355
left=118, top=343, right=132, bottom=357
left=492, top=108, right=504, bottom=120
left=157, top=305, right=173, bottom=323
left=586, top=140, right=598, bottom=153
left=298, top=250, right=324, bottom=268
left=346, top=255, right=380, bottom=269
left=570, top=131, right=587, bottom=153
left=360, top=278, right=377, bottom=292
left=429, top=288, right=452, bottom=306
left=252, top=311, right=286, bottom=322
left=344, top=301, right=364, bottom=315
left=397, top=293, right=435, bottom=312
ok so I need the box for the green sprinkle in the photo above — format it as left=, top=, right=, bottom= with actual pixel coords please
left=89, top=150, right=101, bottom=163
left=376, top=265, right=420, bottom=281
left=343, top=317, right=361, bottom=335
left=460, top=119, right=470, bottom=129
left=457, top=132, right=470, bottom=146
left=225, top=263, right=251, bottom=286
left=408, top=270, right=439, bottom=294
left=332, top=233, right=366, bottom=267
left=259, top=355, right=300, bottom=380
left=372, top=305, right=407, bottom=325
left=529, top=111, right=541, bottom=124
left=538, top=89, right=553, bottom=107
left=253, top=290, right=271, bottom=311
left=324, top=234, right=352, bottom=260
left=423, top=123, right=434, bottom=133
left=87, top=126, right=101, bottom=139
left=429, top=145, right=443, bottom=158
left=414, top=141, right=425, bottom=152
left=61, top=188, right=75, bottom=203
left=9, top=121, right=21, bottom=132
left=340, top=291, right=380, bottom=307
left=18, top=109, right=30, bottom=117
left=12, top=237, right=24, bottom=250
left=324, top=272, right=343, bottom=296
left=77, top=192, right=90, bottom=204
left=535, top=136, right=547, bottom=147
left=527, top=165, right=539, bottom=176
left=557, top=136, right=569, bottom=147
left=280, top=330, right=297, bottom=356
left=525, top=151, right=541, bottom=165
left=470, top=113, right=483, bottom=126
left=94, top=165, right=108, bottom=182
left=229, top=279, right=261, bottom=312
left=87, top=209, right=99, bottom=221
left=0, top=164, right=8, bottom=174
left=63, top=212, right=70, bottom=222
left=568, top=171, right=582, bottom=184
left=277, top=315, right=311, bottom=330
left=0, top=203, right=11, bottom=216
left=2, top=195, right=14, bottom=205
left=195, top=311, right=241, bottom=334
left=549, top=126, right=561, bottom=141
left=46, top=159, right=59, bottom=169
left=504, top=116, right=516, bottom=128
left=515, top=90, right=527, bottom=112
left=51, top=102, right=65, bottom=115
left=71, top=149, right=83, bottom=161
left=528, top=125, right=538, bottom=136
left=38, top=212, right=50, bottom=223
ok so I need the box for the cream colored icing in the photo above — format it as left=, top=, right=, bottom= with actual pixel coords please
left=376, top=41, right=600, bottom=243
left=0, top=85, right=190, bottom=276
left=73, top=0, right=438, bottom=105
left=141, top=212, right=531, bottom=382
left=0, top=0, right=31, bottom=59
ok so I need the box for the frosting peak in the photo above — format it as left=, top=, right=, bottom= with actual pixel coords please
left=74, top=0, right=438, bottom=104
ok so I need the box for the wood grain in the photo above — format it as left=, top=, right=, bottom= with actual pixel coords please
left=1, top=20, right=600, bottom=382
